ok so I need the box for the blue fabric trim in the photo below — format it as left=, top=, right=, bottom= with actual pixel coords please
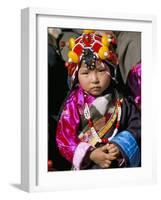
left=111, top=131, right=140, bottom=167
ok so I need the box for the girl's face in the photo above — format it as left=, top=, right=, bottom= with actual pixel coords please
left=78, top=60, right=111, bottom=96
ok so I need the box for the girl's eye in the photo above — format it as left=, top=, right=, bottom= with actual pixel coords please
left=81, top=71, right=89, bottom=75
left=98, top=69, right=106, bottom=72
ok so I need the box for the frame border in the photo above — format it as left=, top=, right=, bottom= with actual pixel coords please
left=21, top=7, right=156, bottom=192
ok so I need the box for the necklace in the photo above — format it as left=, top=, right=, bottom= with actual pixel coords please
left=82, top=91, right=122, bottom=147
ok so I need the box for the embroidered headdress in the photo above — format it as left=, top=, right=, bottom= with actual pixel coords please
left=65, top=30, right=118, bottom=88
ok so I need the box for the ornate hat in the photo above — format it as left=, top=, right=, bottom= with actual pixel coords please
left=65, top=30, right=118, bottom=87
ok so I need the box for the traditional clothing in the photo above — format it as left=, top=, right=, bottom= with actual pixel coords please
left=56, top=84, right=141, bottom=170
left=56, top=30, right=141, bottom=170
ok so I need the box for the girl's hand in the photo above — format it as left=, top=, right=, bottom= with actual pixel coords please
left=107, top=143, right=120, bottom=158
left=89, top=144, right=117, bottom=168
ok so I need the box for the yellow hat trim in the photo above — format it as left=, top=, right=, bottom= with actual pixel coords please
left=68, top=51, right=79, bottom=63
left=101, top=35, right=110, bottom=47
left=69, top=38, right=75, bottom=50
left=83, top=29, right=95, bottom=34
left=98, top=46, right=109, bottom=60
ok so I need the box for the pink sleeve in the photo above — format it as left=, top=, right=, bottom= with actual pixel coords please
left=56, top=96, right=80, bottom=163
left=56, top=89, right=94, bottom=169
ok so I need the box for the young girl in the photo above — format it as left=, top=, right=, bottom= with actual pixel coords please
left=56, top=30, right=141, bottom=170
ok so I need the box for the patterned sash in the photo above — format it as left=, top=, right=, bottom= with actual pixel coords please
left=78, top=91, right=121, bottom=146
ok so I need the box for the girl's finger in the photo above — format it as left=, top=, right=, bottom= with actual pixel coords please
left=101, top=160, right=111, bottom=168
left=108, top=146, right=119, bottom=154
left=104, top=154, right=117, bottom=161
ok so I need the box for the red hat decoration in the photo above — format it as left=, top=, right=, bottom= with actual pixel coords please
left=65, top=30, right=118, bottom=87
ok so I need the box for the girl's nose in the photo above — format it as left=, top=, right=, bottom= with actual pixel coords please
left=90, top=71, right=100, bottom=84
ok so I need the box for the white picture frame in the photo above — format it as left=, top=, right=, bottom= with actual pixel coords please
left=21, top=7, right=157, bottom=192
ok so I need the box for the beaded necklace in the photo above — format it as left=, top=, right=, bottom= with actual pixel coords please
left=83, top=91, right=122, bottom=147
